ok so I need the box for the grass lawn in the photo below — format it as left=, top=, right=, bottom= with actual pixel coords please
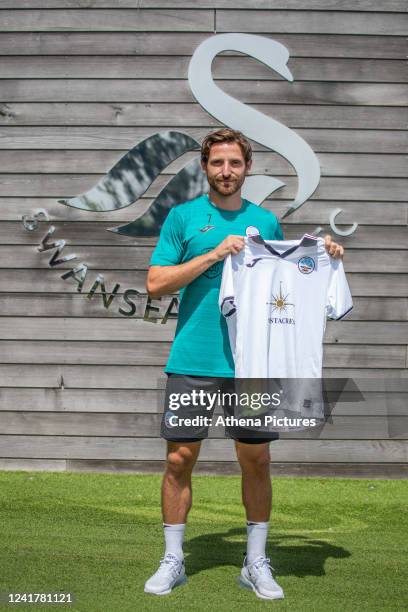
left=0, top=471, right=407, bottom=612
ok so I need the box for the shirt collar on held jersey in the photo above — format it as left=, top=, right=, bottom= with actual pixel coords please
left=248, top=233, right=320, bottom=259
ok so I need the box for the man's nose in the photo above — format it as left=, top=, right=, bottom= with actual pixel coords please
left=221, top=163, right=232, bottom=176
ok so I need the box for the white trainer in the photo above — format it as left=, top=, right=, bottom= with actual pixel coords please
left=144, top=553, right=186, bottom=595
left=239, top=555, right=284, bottom=600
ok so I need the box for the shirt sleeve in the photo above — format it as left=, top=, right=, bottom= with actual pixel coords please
left=149, top=207, right=185, bottom=266
left=219, top=254, right=238, bottom=359
left=219, top=254, right=236, bottom=317
left=326, top=258, right=353, bottom=320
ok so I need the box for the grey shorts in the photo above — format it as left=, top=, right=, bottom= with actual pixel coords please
left=161, top=374, right=279, bottom=444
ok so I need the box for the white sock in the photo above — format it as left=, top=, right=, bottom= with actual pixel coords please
left=163, top=523, right=185, bottom=561
left=246, top=521, right=269, bottom=564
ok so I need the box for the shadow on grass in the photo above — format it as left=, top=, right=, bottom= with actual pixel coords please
left=184, top=529, right=351, bottom=577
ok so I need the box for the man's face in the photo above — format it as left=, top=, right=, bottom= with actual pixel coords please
left=202, top=142, right=252, bottom=196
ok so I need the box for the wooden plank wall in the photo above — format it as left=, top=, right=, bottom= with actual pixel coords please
left=0, top=1, right=407, bottom=477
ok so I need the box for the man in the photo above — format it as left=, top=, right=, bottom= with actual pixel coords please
left=144, top=128, right=344, bottom=599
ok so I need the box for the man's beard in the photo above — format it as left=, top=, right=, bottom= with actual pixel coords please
left=207, top=173, right=246, bottom=196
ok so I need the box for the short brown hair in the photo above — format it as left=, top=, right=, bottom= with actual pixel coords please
left=201, top=128, right=252, bottom=165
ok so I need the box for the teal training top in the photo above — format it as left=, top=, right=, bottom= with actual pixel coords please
left=149, top=194, right=284, bottom=377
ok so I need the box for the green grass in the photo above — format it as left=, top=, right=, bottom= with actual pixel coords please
left=0, top=472, right=407, bottom=612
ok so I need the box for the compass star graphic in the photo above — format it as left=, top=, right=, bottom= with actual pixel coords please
left=267, top=282, right=294, bottom=314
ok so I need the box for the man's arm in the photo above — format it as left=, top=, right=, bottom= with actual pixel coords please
left=146, top=235, right=245, bottom=299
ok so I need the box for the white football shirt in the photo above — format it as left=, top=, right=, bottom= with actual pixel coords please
left=219, top=233, right=353, bottom=379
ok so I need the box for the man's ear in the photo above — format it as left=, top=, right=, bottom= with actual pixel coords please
left=245, top=159, right=253, bottom=173
left=201, top=160, right=207, bottom=172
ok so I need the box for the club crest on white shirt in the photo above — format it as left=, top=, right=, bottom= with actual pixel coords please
left=297, top=256, right=315, bottom=274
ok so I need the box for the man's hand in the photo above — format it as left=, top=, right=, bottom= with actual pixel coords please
left=212, top=234, right=245, bottom=261
left=324, top=234, right=344, bottom=259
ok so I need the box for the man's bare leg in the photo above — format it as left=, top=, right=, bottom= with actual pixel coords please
left=236, top=441, right=272, bottom=561
left=235, top=441, right=284, bottom=599
left=144, top=440, right=201, bottom=595
left=162, top=440, right=201, bottom=523
left=235, top=441, right=271, bottom=521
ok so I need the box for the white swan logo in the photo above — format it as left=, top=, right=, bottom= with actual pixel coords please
left=57, top=33, right=357, bottom=237
left=188, top=33, right=319, bottom=217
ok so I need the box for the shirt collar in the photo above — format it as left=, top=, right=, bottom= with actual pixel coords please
left=248, top=233, right=319, bottom=258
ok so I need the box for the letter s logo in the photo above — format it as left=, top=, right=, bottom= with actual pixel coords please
left=188, top=33, right=321, bottom=218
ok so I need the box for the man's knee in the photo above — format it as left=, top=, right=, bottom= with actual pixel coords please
left=165, top=442, right=200, bottom=477
left=236, top=442, right=271, bottom=472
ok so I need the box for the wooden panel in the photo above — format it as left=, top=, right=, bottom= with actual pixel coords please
left=1, top=174, right=407, bottom=202
left=65, top=460, right=408, bottom=478
left=0, top=458, right=67, bottom=471
left=3, top=221, right=407, bottom=247
left=0, top=246, right=157, bottom=270
left=2, top=376, right=404, bottom=395
left=0, top=411, right=165, bottom=436
left=0, top=269, right=405, bottom=296
left=2, top=198, right=406, bottom=226
left=321, top=369, right=408, bottom=379
left=0, top=435, right=406, bottom=462
left=324, top=322, right=408, bottom=345
left=347, top=274, right=408, bottom=297
left=0, top=1, right=405, bottom=11
left=0, top=127, right=405, bottom=153
left=0, top=339, right=173, bottom=365
left=0, top=292, right=177, bottom=318
left=1, top=388, right=406, bottom=415
left=321, top=346, right=408, bottom=369
left=265, top=202, right=408, bottom=226
left=0, top=341, right=405, bottom=367
left=1, top=104, right=407, bottom=131
left=324, top=394, right=408, bottom=416
left=1, top=245, right=407, bottom=274
left=0, top=295, right=405, bottom=321
left=0, top=9, right=213, bottom=32
left=0, top=10, right=404, bottom=36
left=0, top=363, right=406, bottom=390
left=144, top=0, right=408, bottom=8
left=0, top=389, right=160, bottom=413
left=0, top=56, right=405, bottom=82
left=0, top=317, right=178, bottom=342
left=0, top=317, right=407, bottom=345
left=0, top=32, right=404, bottom=58
left=217, top=10, right=407, bottom=35
left=346, top=298, right=408, bottom=321
left=0, top=458, right=403, bottom=478
left=228, top=58, right=406, bottom=82
left=0, top=32, right=211, bottom=56
left=1, top=411, right=407, bottom=439
left=0, top=268, right=151, bottom=292
left=1, top=80, right=406, bottom=106
left=0, top=149, right=406, bottom=178
left=0, top=364, right=165, bottom=388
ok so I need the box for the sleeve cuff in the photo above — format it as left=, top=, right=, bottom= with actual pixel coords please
left=333, top=305, right=354, bottom=321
